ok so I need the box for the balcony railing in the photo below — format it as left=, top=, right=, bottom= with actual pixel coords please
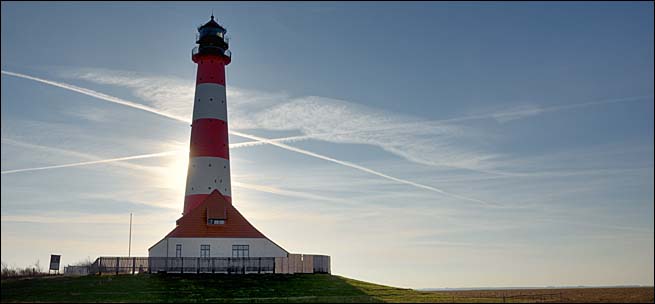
left=196, top=33, right=230, bottom=45
left=192, top=46, right=231, bottom=58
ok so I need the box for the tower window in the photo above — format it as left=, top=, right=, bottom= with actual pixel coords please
left=210, top=98, right=213, bottom=101
left=208, top=219, right=225, bottom=225
left=200, top=244, right=210, bottom=258
left=232, top=245, right=249, bottom=258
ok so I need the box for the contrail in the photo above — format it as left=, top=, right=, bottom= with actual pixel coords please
left=1, top=151, right=179, bottom=175
left=1, top=70, right=323, bottom=146
left=230, top=130, right=497, bottom=206
left=233, top=181, right=343, bottom=203
left=0, top=139, right=309, bottom=176
left=2, top=136, right=496, bottom=205
left=229, top=134, right=318, bottom=148
left=1, top=71, right=190, bottom=123
left=2, top=70, right=496, bottom=206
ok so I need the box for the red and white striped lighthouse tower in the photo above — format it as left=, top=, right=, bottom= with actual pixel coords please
left=183, top=14, right=233, bottom=214
left=149, top=15, right=289, bottom=261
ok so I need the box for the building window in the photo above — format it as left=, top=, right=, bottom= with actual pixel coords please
left=200, top=244, right=210, bottom=258
left=175, top=244, right=182, bottom=257
left=232, top=245, right=249, bottom=258
left=207, top=219, right=225, bottom=225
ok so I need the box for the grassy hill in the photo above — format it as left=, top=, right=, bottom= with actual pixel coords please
left=0, top=274, right=491, bottom=303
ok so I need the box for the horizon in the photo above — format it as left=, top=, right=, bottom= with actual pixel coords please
left=1, top=2, right=653, bottom=289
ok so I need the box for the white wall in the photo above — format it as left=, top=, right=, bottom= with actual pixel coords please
left=149, top=237, right=287, bottom=258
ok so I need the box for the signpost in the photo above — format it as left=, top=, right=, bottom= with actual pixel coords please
left=49, top=254, right=61, bottom=274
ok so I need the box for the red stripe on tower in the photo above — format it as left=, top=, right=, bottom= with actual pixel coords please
left=189, top=119, right=230, bottom=159
left=195, top=57, right=227, bottom=85
left=183, top=15, right=233, bottom=215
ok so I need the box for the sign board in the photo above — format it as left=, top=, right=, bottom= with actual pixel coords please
left=49, top=254, right=61, bottom=271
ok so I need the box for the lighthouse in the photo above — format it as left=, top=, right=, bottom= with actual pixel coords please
left=184, top=14, right=233, bottom=213
left=148, top=15, right=288, bottom=260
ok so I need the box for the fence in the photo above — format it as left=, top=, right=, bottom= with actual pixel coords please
left=274, top=254, right=331, bottom=274
left=63, top=265, right=90, bottom=276
left=89, top=255, right=329, bottom=275
left=91, top=257, right=150, bottom=275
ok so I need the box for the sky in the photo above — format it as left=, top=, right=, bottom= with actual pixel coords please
left=1, top=2, right=653, bottom=288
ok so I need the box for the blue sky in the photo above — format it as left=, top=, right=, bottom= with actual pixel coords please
left=1, top=2, right=653, bottom=288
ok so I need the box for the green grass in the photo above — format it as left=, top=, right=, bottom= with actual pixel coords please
left=0, top=274, right=499, bottom=303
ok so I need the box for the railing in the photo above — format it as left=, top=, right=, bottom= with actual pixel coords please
left=88, top=255, right=330, bottom=275
left=196, top=33, right=230, bottom=44
left=192, top=46, right=232, bottom=58
left=91, top=257, right=274, bottom=275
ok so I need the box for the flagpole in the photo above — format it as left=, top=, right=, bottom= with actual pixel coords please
left=128, top=213, right=132, bottom=257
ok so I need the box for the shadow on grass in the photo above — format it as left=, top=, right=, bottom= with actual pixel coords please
left=2, top=273, right=499, bottom=303
left=1, top=273, right=381, bottom=303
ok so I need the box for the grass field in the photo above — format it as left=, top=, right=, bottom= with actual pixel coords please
left=438, top=287, right=654, bottom=303
left=1, top=274, right=653, bottom=303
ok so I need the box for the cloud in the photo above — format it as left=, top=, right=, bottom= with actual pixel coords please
left=4, top=68, right=651, bottom=209
left=58, top=68, right=652, bottom=177
left=56, top=68, right=508, bottom=175
left=3, top=69, right=496, bottom=206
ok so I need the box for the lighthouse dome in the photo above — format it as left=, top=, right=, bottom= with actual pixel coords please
left=198, top=15, right=225, bottom=31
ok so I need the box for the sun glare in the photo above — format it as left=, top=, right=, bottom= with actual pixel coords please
left=160, top=149, right=189, bottom=196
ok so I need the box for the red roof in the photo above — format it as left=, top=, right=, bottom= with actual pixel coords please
left=164, top=190, right=266, bottom=238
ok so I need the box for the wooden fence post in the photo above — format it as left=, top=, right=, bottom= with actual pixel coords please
left=115, top=257, right=119, bottom=275
left=132, top=257, right=136, bottom=274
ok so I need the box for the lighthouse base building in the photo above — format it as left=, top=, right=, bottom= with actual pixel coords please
left=148, top=190, right=288, bottom=259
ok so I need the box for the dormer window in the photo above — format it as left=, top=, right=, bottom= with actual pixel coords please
left=208, top=218, right=225, bottom=225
